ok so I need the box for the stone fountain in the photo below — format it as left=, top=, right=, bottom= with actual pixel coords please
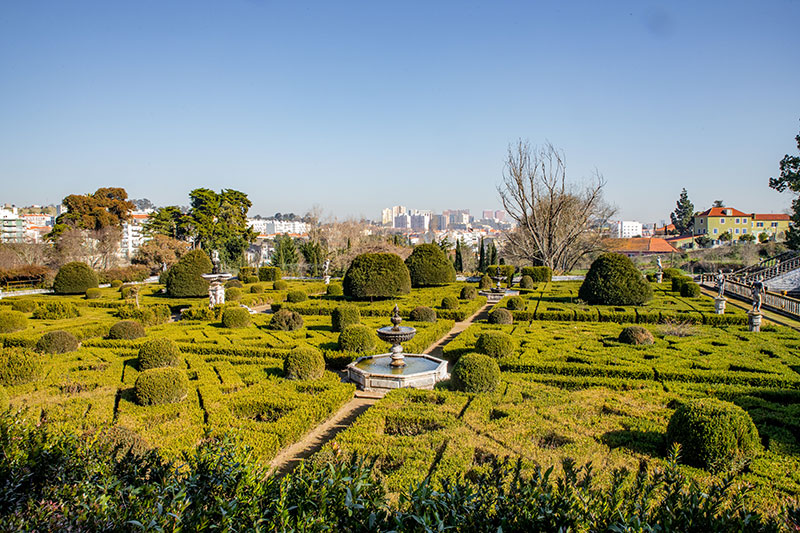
left=478, top=267, right=519, bottom=304
left=200, top=250, right=232, bottom=308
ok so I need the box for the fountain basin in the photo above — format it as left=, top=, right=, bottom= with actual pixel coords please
left=478, top=289, right=520, bottom=304
left=347, top=353, right=449, bottom=392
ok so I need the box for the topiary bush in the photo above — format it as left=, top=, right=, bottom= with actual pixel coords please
left=238, top=266, right=256, bottom=279
left=164, top=250, right=212, bottom=298
left=488, top=308, right=513, bottom=325
left=273, top=280, right=289, bottom=291
left=0, top=347, right=41, bottom=386
left=286, top=290, right=307, bottom=303
left=284, top=347, right=325, bottom=380
left=506, top=296, right=524, bottom=310
left=671, top=276, right=691, bottom=293
left=110, top=279, right=123, bottom=289
left=338, top=324, right=377, bottom=352
left=681, top=282, right=701, bottom=298
left=258, top=266, right=282, bottom=282
left=441, top=296, right=459, bottom=310
left=331, top=305, right=360, bottom=332
left=225, top=279, right=243, bottom=289
left=222, top=307, right=251, bottom=328
left=226, top=287, right=243, bottom=301
left=36, top=330, right=79, bottom=354
left=108, top=320, right=146, bottom=340
left=460, top=286, right=477, bottom=300
left=11, top=300, right=37, bottom=313
left=53, top=262, right=99, bottom=295
left=270, top=309, right=304, bottom=331
left=521, top=266, right=552, bottom=283
left=479, top=275, right=493, bottom=289
left=343, top=253, right=411, bottom=300
left=114, top=304, right=170, bottom=326
left=0, top=310, right=28, bottom=333
left=409, top=306, right=437, bottom=322
left=519, top=275, right=535, bottom=290
left=578, top=253, right=653, bottom=306
left=32, top=302, right=80, bottom=320
left=134, top=367, right=189, bottom=406
left=451, top=353, right=500, bottom=393
left=85, top=288, right=102, bottom=299
left=618, top=326, right=654, bottom=345
left=243, top=275, right=260, bottom=284
left=138, top=338, right=182, bottom=371
left=326, top=284, right=343, bottom=297
left=662, top=267, right=683, bottom=280
left=249, top=283, right=266, bottom=294
left=475, top=331, right=515, bottom=358
left=404, top=243, right=456, bottom=287
left=666, top=398, right=761, bottom=471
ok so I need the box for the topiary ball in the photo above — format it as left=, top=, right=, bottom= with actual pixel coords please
left=286, top=290, right=307, bottom=303
left=0, top=310, right=28, bottom=333
left=326, top=284, right=344, bottom=297
left=672, top=276, right=691, bottom=293
left=506, top=296, right=524, bottom=310
left=331, top=305, right=361, bottom=332
left=273, top=280, right=289, bottom=291
left=284, top=347, right=325, bottom=380
left=475, top=331, right=516, bottom=358
left=110, top=279, right=124, bottom=289
left=479, top=275, right=493, bottom=289
left=11, top=300, right=37, bottom=313
left=36, top=330, right=79, bottom=354
left=578, top=253, right=653, bottom=306
left=222, top=307, right=251, bottom=328
left=618, top=326, right=654, bottom=345
left=451, top=353, right=500, bottom=393
left=681, top=282, right=701, bottom=298
left=250, top=283, right=266, bottom=294
left=519, top=275, right=535, bottom=290
left=270, top=309, right=304, bottom=331
left=338, top=324, right=377, bottom=352
left=343, top=253, right=411, bottom=300
left=488, top=308, right=513, bottom=325
left=258, top=266, right=282, bottom=282
left=226, top=287, right=243, bottom=301
left=108, top=320, right=146, bottom=340
left=441, top=296, right=459, bottom=310
left=666, top=398, right=761, bottom=471
left=0, top=347, right=41, bottom=386
left=225, top=279, right=243, bottom=289
left=244, top=275, right=260, bottom=284
left=138, top=338, right=181, bottom=371
left=53, top=262, right=99, bottom=295
left=409, top=306, right=437, bottom=322
left=164, top=250, right=212, bottom=298
left=460, top=286, right=477, bottom=300
left=134, top=367, right=189, bottom=406
left=85, top=288, right=102, bottom=299
left=404, top=243, right=456, bottom=287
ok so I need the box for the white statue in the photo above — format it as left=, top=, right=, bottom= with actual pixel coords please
left=716, top=270, right=726, bottom=299
left=323, top=259, right=331, bottom=285
left=656, top=257, right=663, bottom=272
left=751, top=278, right=765, bottom=313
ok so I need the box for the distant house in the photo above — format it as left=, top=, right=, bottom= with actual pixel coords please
left=693, top=207, right=792, bottom=241
left=605, top=237, right=679, bottom=257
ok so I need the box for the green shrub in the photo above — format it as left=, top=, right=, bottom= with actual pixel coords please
left=108, top=320, right=146, bottom=340
left=475, top=331, right=515, bottom=358
left=249, top=283, right=266, bottom=294
left=10, top=300, right=37, bottom=313
left=238, top=266, right=256, bottom=279
left=0, top=385, right=8, bottom=411
left=441, top=296, right=459, bottom=310
left=326, top=284, right=343, bottom=297
left=134, top=367, right=189, bottom=406
left=460, top=286, right=477, bottom=300
left=273, top=280, right=289, bottom=291
left=0, top=311, right=28, bottom=333
left=331, top=305, right=360, bottom=332
left=338, top=324, right=376, bottom=352
left=521, top=266, right=552, bottom=283
left=618, top=326, right=654, bottom=345
left=120, top=285, right=136, bottom=299
left=666, top=398, right=761, bottom=471
left=110, top=279, right=123, bottom=289
left=409, top=306, right=437, bottom=322
left=506, top=296, right=524, bottom=310
left=36, top=330, right=79, bottom=354
left=270, top=309, right=304, bottom=331
left=138, top=338, right=182, bottom=371
left=226, top=287, right=243, bottom=301
left=287, top=290, right=307, bottom=303
left=672, top=276, right=691, bottom=293
left=0, top=347, right=41, bottom=386
left=404, top=243, right=456, bottom=287
left=578, top=253, right=653, bottom=306
left=284, top=347, right=325, bottom=380
left=164, top=250, right=212, bottom=298
left=662, top=267, right=683, bottom=280
left=243, top=275, right=259, bottom=284
left=32, top=302, right=80, bottom=320
left=114, top=304, right=170, bottom=326
left=103, top=426, right=149, bottom=459
left=479, top=275, right=493, bottom=289
left=53, top=262, right=99, bottom=295
left=488, top=308, right=513, bottom=325
left=258, top=266, right=282, bottom=282
left=225, top=279, right=243, bottom=289
left=85, top=288, right=102, bottom=299
left=222, top=307, right=251, bottom=328
left=343, top=253, right=411, bottom=300
left=519, top=275, right=535, bottom=290
left=451, top=353, right=500, bottom=392
left=681, top=282, right=701, bottom=297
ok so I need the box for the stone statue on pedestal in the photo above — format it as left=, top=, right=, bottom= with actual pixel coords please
left=716, top=270, right=726, bottom=299
left=751, top=278, right=765, bottom=313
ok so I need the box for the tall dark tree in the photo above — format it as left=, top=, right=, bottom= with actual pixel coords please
left=488, top=240, right=498, bottom=266
left=271, top=234, right=299, bottom=273
left=769, top=124, right=800, bottom=249
left=299, top=240, right=324, bottom=277
left=143, top=206, right=192, bottom=241
left=188, top=188, right=257, bottom=268
left=670, top=188, right=695, bottom=235
left=454, top=240, right=464, bottom=272
left=478, top=237, right=486, bottom=272
left=712, top=200, right=725, bottom=208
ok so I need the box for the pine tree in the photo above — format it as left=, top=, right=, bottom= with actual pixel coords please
left=670, top=188, right=695, bottom=235
left=454, top=240, right=463, bottom=272
left=769, top=125, right=800, bottom=249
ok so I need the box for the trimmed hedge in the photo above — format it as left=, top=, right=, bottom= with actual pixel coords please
left=284, top=347, right=325, bottom=380
left=32, top=302, right=80, bottom=320
left=53, top=262, right=99, bottom=295
left=287, top=290, right=307, bottom=303
left=672, top=276, right=691, bottom=293
left=506, top=296, right=524, bottom=310
left=110, top=279, right=123, bottom=289
left=404, top=243, right=456, bottom=287
left=85, top=288, right=102, bottom=299
left=0, top=311, right=28, bottom=333
left=225, top=279, right=243, bottom=289
left=226, top=287, right=243, bottom=301
left=460, top=286, right=477, bottom=300
left=134, top=367, right=189, bottom=406
left=138, top=338, right=182, bottom=370
left=343, top=253, right=411, bottom=300
left=0, top=347, right=41, bottom=386
left=270, top=309, right=304, bottom=331
left=519, top=275, right=535, bottom=290
left=619, top=326, right=654, bottom=345
left=114, top=304, right=170, bottom=326
left=681, top=282, right=701, bottom=298
left=451, top=352, right=500, bottom=392
left=579, top=253, right=653, bottom=306
left=521, top=266, right=552, bottom=283
left=409, top=306, right=437, bottom=322
left=331, top=305, right=360, bottom=332
left=326, top=284, right=343, bottom=297
left=662, top=268, right=684, bottom=280
left=36, top=330, right=79, bottom=354
left=250, top=283, right=266, bottom=294
left=441, top=296, right=459, bottom=310
left=479, top=275, right=493, bottom=289
left=259, top=266, right=282, bottom=282
left=475, top=331, right=515, bottom=358
left=273, top=280, right=289, bottom=291
left=222, top=307, right=251, bottom=328
left=338, top=324, right=377, bottom=353
left=164, top=250, right=212, bottom=298
left=488, top=308, right=513, bottom=325
left=108, top=320, right=146, bottom=340
left=10, top=300, right=37, bottom=313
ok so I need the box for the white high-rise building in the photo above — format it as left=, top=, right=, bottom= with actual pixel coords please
left=615, top=220, right=644, bottom=238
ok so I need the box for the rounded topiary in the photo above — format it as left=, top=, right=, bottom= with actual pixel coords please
left=475, top=331, right=516, bottom=358
left=672, top=276, right=691, bottom=293
left=404, top=243, right=456, bottom=287
left=479, top=275, right=493, bottom=289
left=451, top=353, right=501, bottom=393
left=338, top=324, right=377, bottom=352
left=53, top=262, right=99, bottom=295
left=666, top=398, right=761, bottom=471
left=110, top=279, right=124, bottom=289
left=226, top=287, right=243, bottom=301
left=521, top=266, right=553, bottom=283
left=0, top=347, right=41, bottom=386
left=11, top=300, right=37, bottom=313
left=618, top=326, right=654, bottom=345
left=343, top=253, right=411, bottom=300
left=662, top=268, right=683, bottom=280
left=326, top=284, right=343, bottom=297
left=36, top=330, right=79, bottom=354
left=488, top=308, right=513, bottom=325
left=85, top=288, right=102, bottom=299
left=258, top=266, right=282, bottom=282
left=286, top=290, right=307, bottom=303
left=164, top=250, right=212, bottom=298
left=331, top=305, right=360, bottom=332
left=441, top=296, right=459, bottom=310
left=0, top=310, right=28, bottom=333
left=0, top=385, right=8, bottom=411
left=134, top=367, right=189, bottom=406
left=506, top=296, right=524, bottom=310
left=409, top=306, right=437, bottom=322
left=243, top=275, right=260, bottom=284
left=269, top=309, right=304, bottom=331
left=578, top=253, right=653, bottom=306
left=460, top=286, right=477, bottom=300
left=273, top=280, right=289, bottom=291
left=225, top=279, right=243, bottom=289
left=681, top=282, right=701, bottom=298
left=138, top=338, right=181, bottom=371
left=222, top=307, right=251, bottom=328
left=108, top=320, right=146, bottom=340
left=250, top=283, right=266, bottom=294
left=284, top=347, right=325, bottom=380
left=519, top=275, right=535, bottom=290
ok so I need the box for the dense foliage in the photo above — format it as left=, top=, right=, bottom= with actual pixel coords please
left=441, top=296, right=459, bottom=310
left=409, top=306, right=437, bottom=322
left=108, top=320, right=146, bottom=340
left=287, top=290, right=307, bottom=303
left=451, top=352, right=500, bottom=392
left=0, top=310, right=27, bottom=333
left=519, top=275, right=535, bottom=289
left=479, top=275, right=492, bottom=289
left=269, top=309, right=304, bottom=331
left=343, top=253, right=411, bottom=300
left=134, top=367, right=189, bottom=406
left=331, top=305, right=361, bottom=332
left=488, top=308, right=513, bottom=325
left=53, top=262, right=99, bottom=295
left=32, top=302, right=80, bottom=320
left=521, top=266, right=552, bottom=282
left=221, top=307, right=251, bottom=328
left=475, top=331, right=516, bottom=358
left=769, top=125, right=800, bottom=248
left=681, top=282, right=701, bottom=297
left=284, top=347, right=325, bottom=380
left=618, top=325, right=654, bottom=345
left=225, top=287, right=243, bottom=301
left=460, top=286, right=477, bottom=300
left=0, top=347, right=41, bottom=386
left=36, top=330, right=79, bottom=354
left=164, top=249, right=212, bottom=298
left=10, top=300, right=37, bottom=313
left=579, top=253, right=653, bottom=306
left=259, top=266, right=282, bottom=281
left=138, top=338, right=182, bottom=370
left=338, top=324, right=377, bottom=352
left=326, top=284, right=343, bottom=297
left=506, top=296, right=524, bottom=310
left=404, top=243, right=456, bottom=287
left=273, top=280, right=289, bottom=291
left=85, top=287, right=102, bottom=299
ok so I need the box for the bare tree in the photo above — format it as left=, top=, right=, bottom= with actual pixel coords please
left=498, top=140, right=615, bottom=273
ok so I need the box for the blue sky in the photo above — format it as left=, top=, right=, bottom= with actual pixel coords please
left=1, top=1, right=798, bottom=223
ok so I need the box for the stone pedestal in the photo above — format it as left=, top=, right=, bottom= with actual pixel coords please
left=714, top=297, right=726, bottom=315
left=748, top=311, right=762, bottom=332
left=209, top=281, right=226, bottom=308
left=324, top=275, right=331, bottom=285
left=655, top=271, right=663, bottom=284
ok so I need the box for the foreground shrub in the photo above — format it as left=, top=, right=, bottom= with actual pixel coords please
left=475, top=331, right=515, bottom=358
left=666, top=398, right=761, bottom=471
left=519, top=275, right=535, bottom=290
left=479, top=275, right=493, bottom=289
left=672, top=276, right=691, bottom=293
left=249, top=283, right=265, bottom=293
left=409, top=306, right=437, bottom=322
left=53, top=262, right=99, bottom=295
left=85, top=288, right=102, bottom=299
left=579, top=253, right=653, bottom=306
left=451, top=353, right=500, bottom=392
left=238, top=266, right=256, bottom=279
left=226, top=287, right=243, bottom=301
left=343, top=253, right=411, bottom=300
left=286, top=290, right=307, bottom=303
left=521, top=266, right=553, bottom=283
left=460, top=286, right=477, bottom=300
left=506, top=296, right=524, bottom=310
left=273, top=280, right=289, bottom=291
left=10, top=300, right=37, bottom=313
left=0, top=347, right=41, bottom=385
left=36, top=330, right=79, bottom=354
left=222, top=307, right=251, bottom=328
left=681, top=282, right=701, bottom=297
left=404, top=243, right=456, bottom=287
left=338, top=324, right=376, bottom=352
left=108, top=320, right=145, bottom=340
left=135, top=367, right=189, bottom=406
left=488, top=308, right=513, bottom=325
left=331, top=305, right=360, bottom=332
left=32, top=302, right=80, bottom=320
left=270, top=309, right=303, bottom=331
left=619, top=325, right=654, bottom=345
left=138, top=338, right=182, bottom=370
left=258, top=266, right=282, bottom=282
left=225, top=279, right=243, bottom=289
left=440, top=296, right=458, bottom=310
left=164, top=250, right=212, bottom=298
left=284, top=347, right=325, bottom=380
left=326, top=284, right=343, bottom=297
left=243, top=275, right=259, bottom=284
left=662, top=267, right=683, bottom=280
left=0, top=310, right=27, bottom=333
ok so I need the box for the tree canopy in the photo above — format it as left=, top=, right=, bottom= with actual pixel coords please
left=48, top=187, right=134, bottom=239
left=769, top=124, right=800, bottom=249
left=670, top=188, right=694, bottom=235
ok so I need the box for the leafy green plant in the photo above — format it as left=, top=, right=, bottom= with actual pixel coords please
left=258, top=266, right=282, bottom=281
left=32, top=302, right=80, bottom=320
left=331, top=305, right=360, bottom=332
left=475, top=331, right=515, bottom=358
left=618, top=325, right=654, bottom=345
left=270, top=309, right=303, bottom=331
left=108, top=320, right=146, bottom=340
left=0, top=347, right=41, bottom=385
left=451, top=352, right=500, bottom=392
left=138, top=338, right=182, bottom=370
left=0, top=311, right=27, bottom=333
left=441, top=296, right=459, bottom=310
left=226, top=287, right=243, bottom=301
left=506, top=296, right=524, bottom=310
left=286, top=290, right=307, bottom=303
left=222, top=307, right=251, bottom=328
left=521, top=266, right=552, bottom=282
left=460, top=286, right=477, bottom=300
left=409, top=306, right=437, bottom=322
left=134, top=367, right=189, bottom=405
left=338, top=324, right=376, bottom=352
left=284, top=347, right=325, bottom=380
left=488, top=308, right=513, bottom=325
left=579, top=253, right=653, bottom=305
left=326, top=284, right=343, bottom=297
left=36, top=330, right=79, bottom=354
left=85, top=288, right=102, bottom=299
left=344, top=253, right=411, bottom=300
left=405, top=243, right=456, bottom=287
left=164, top=249, right=212, bottom=297
left=53, top=262, right=99, bottom=295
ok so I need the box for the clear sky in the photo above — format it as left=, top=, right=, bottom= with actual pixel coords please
left=1, top=1, right=799, bottom=223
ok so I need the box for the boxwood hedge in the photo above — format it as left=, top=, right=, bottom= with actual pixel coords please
left=344, top=253, right=411, bottom=300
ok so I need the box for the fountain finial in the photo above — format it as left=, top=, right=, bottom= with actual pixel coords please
left=390, top=304, right=402, bottom=330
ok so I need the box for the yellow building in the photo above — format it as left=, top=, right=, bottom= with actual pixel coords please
left=693, top=207, right=792, bottom=241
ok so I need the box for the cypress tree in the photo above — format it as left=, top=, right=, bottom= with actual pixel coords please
left=454, top=240, right=463, bottom=272
left=488, top=241, right=498, bottom=266
left=478, top=237, right=486, bottom=272
left=670, top=188, right=695, bottom=235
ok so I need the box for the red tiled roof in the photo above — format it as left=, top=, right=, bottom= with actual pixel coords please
left=752, top=213, right=791, bottom=221
left=606, top=237, right=679, bottom=254
left=695, top=207, right=749, bottom=217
